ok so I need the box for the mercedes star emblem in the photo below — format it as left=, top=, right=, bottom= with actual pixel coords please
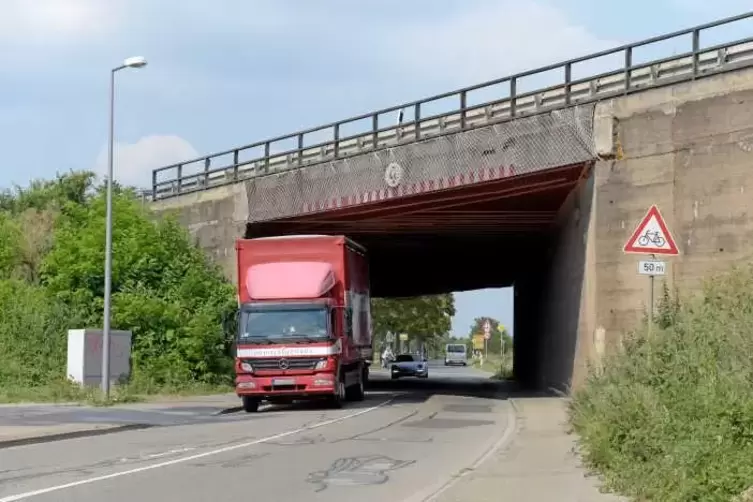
left=278, top=358, right=290, bottom=370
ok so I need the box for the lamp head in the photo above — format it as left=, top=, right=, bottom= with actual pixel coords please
left=123, top=56, right=147, bottom=68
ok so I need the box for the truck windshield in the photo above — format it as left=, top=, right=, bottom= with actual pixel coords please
left=447, top=344, right=466, bottom=353
left=239, top=306, right=329, bottom=342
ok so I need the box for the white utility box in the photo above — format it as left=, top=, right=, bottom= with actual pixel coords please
left=67, top=329, right=132, bottom=387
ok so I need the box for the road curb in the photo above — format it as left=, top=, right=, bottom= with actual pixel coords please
left=0, top=423, right=155, bottom=450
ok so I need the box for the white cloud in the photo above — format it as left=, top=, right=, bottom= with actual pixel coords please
left=95, top=135, right=199, bottom=189
left=0, top=0, right=123, bottom=44
left=666, top=0, right=750, bottom=16
left=386, top=1, right=619, bottom=87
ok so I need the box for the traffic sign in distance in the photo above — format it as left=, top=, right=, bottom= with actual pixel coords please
left=472, top=334, right=485, bottom=350
left=483, top=320, right=492, bottom=340
left=623, top=205, right=679, bottom=256
left=638, top=260, right=666, bottom=276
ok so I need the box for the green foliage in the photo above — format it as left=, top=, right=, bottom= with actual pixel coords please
left=656, top=281, right=681, bottom=329
left=0, top=279, right=84, bottom=386
left=569, top=267, right=753, bottom=502
left=0, top=171, right=95, bottom=214
left=472, top=353, right=513, bottom=380
left=0, top=171, right=237, bottom=401
left=372, top=294, right=455, bottom=354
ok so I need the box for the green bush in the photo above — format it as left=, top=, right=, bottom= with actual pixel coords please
left=0, top=280, right=84, bottom=386
left=570, top=266, right=753, bottom=501
left=0, top=172, right=237, bottom=401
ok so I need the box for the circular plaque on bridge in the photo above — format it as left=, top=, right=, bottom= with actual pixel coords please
left=384, top=162, right=404, bottom=188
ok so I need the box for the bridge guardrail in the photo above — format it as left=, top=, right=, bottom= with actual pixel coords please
left=151, top=12, right=753, bottom=201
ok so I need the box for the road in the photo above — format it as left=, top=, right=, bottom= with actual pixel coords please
left=0, top=362, right=514, bottom=502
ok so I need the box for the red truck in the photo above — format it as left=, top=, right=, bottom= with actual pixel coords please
left=234, top=235, right=373, bottom=412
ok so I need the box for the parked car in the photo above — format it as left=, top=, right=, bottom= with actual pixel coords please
left=390, top=354, right=428, bottom=379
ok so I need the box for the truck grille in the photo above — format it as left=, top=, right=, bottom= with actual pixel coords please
left=245, top=357, right=323, bottom=371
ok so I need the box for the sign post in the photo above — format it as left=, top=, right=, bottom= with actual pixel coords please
left=623, top=205, right=679, bottom=332
left=482, top=319, right=491, bottom=359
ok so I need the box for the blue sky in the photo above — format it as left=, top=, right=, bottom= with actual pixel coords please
left=0, top=0, right=749, bottom=337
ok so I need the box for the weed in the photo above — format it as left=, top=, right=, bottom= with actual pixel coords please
left=570, top=264, right=753, bottom=501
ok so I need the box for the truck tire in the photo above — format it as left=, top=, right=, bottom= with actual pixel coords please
left=362, top=365, right=370, bottom=387
left=242, top=396, right=260, bottom=413
left=346, top=372, right=365, bottom=402
left=329, top=379, right=346, bottom=409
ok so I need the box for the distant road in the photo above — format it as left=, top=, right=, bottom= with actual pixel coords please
left=371, top=358, right=490, bottom=381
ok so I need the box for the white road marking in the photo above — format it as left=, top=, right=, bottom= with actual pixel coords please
left=144, top=447, right=197, bottom=459
left=0, top=399, right=393, bottom=502
left=116, top=447, right=197, bottom=464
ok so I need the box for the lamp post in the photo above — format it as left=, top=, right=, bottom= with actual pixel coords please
left=102, top=56, right=148, bottom=399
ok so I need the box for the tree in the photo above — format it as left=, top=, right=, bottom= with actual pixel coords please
left=468, top=316, right=512, bottom=355
left=41, top=184, right=237, bottom=385
left=372, top=294, right=455, bottom=354
left=0, top=170, right=237, bottom=390
left=0, top=171, right=95, bottom=214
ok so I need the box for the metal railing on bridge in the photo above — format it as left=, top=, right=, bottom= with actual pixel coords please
left=151, top=12, right=753, bottom=201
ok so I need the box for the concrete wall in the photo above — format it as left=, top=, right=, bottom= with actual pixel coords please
left=535, top=170, right=597, bottom=392
left=522, top=67, right=753, bottom=392
left=592, top=66, right=753, bottom=356
left=150, top=182, right=249, bottom=282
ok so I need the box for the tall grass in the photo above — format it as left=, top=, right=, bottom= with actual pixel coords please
left=569, top=265, right=753, bottom=501
left=473, top=352, right=513, bottom=380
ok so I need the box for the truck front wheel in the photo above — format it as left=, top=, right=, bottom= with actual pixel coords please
left=329, top=379, right=346, bottom=409
left=242, top=396, right=260, bottom=413
left=346, top=373, right=365, bottom=402
left=362, top=365, right=370, bottom=388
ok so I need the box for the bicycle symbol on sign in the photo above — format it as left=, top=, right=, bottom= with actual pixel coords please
left=638, top=230, right=665, bottom=247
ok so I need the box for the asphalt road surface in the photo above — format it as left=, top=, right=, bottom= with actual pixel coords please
left=0, top=362, right=513, bottom=502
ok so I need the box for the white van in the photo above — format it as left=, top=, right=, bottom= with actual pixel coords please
left=444, top=343, right=468, bottom=366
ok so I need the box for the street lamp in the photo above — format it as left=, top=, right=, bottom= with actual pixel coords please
left=102, top=56, right=148, bottom=399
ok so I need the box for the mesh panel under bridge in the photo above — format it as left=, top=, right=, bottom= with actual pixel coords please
left=244, top=104, right=597, bottom=223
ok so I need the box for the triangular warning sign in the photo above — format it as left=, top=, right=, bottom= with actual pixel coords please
left=623, top=205, right=679, bottom=255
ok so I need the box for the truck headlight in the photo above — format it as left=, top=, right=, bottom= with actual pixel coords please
left=314, top=359, right=328, bottom=370
left=240, top=362, right=253, bottom=372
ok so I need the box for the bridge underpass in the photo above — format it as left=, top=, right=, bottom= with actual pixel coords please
left=242, top=160, right=592, bottom=390
left=245, top=162, right=589, bottom=297
left=149, top=13, right=753, bottom=393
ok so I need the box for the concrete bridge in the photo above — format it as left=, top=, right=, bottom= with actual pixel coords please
left=150, top=12, right=753, bottom=391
